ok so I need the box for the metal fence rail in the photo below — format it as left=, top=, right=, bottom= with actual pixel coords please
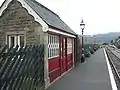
left=0, top=45, right=44, bottom=90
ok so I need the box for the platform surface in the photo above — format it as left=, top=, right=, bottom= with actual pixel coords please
left=47, top=49, right=113, bottom=90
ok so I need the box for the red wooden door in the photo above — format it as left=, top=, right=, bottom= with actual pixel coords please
left=60, top=37, right=67, bottom=74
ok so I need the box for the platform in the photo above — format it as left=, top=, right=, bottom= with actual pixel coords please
left=46, top=49, right=116, bottom=90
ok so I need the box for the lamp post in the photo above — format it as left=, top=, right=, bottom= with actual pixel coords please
left=80, top=19, right=85, bottom=63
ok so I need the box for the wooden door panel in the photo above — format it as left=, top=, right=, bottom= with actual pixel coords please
left=60, top=37, right=67, bottom=74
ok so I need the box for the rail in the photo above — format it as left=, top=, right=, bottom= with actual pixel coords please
left=105, top=47, right=120, bottom=82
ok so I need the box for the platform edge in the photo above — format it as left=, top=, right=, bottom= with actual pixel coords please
left=103, top=48, right=117, bottom=90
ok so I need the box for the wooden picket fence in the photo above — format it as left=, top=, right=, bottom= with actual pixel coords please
left=0, top=45, right=44, bottom=90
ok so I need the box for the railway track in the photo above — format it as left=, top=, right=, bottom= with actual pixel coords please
left=106, top=47, right=120, bottom=89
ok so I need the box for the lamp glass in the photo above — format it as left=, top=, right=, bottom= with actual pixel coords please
left=80, top=24, right=85, bottom=30
left=80, top=19, right=85, bottom=30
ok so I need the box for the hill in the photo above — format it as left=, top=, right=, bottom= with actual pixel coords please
left=93, top=32, right=120, bottom=44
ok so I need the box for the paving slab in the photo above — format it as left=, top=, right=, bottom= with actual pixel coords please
left=46, top=49, right=112, bottom=90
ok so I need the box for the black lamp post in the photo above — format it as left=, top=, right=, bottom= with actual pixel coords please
left=80, top=19, right=85, bottom=63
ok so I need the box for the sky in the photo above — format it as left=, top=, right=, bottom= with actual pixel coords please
left=0, top=0, right=120, bottom=35
left=38, top=0, right=120, bottom=35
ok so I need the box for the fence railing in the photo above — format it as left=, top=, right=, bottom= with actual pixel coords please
left=0, top=45, right=44, bottom=90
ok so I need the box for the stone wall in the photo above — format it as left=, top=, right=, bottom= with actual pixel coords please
left=0, top=0, right=44, bottom=47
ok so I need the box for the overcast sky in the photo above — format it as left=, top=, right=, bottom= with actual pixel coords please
left=0, top=0, right=120, bottom=35
left=39, top=0, right=120, bottom=35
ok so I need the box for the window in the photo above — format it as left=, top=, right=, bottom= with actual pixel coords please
left=67, top=38, right=72, bottom=54
left=18, top=35, right=25, bottom=46
left=48, top=34, right=59, bottom=58
left=7, top=35, right=17, bottom=47
left=10, top=36, right=15, bottom=47
left=7, top=35, right=25, bottom=47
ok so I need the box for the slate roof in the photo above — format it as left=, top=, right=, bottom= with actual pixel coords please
left=25, top=0, right=76, bottom=35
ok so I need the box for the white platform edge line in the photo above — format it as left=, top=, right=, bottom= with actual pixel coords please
left=103, top=48, right=117, bottom=90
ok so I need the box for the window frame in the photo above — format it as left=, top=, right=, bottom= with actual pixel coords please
left=8, top=35, right=17, bottom=48
left=6, top=32, right=26, bottom=48
left=18, top=35, right=25, bottom=47
left=67, top=38, right=73, bottom=54
left=48, top=34, right=59, bottom=59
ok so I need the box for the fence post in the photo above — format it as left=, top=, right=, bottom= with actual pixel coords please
left=44, top=33, right=50, bottom=89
